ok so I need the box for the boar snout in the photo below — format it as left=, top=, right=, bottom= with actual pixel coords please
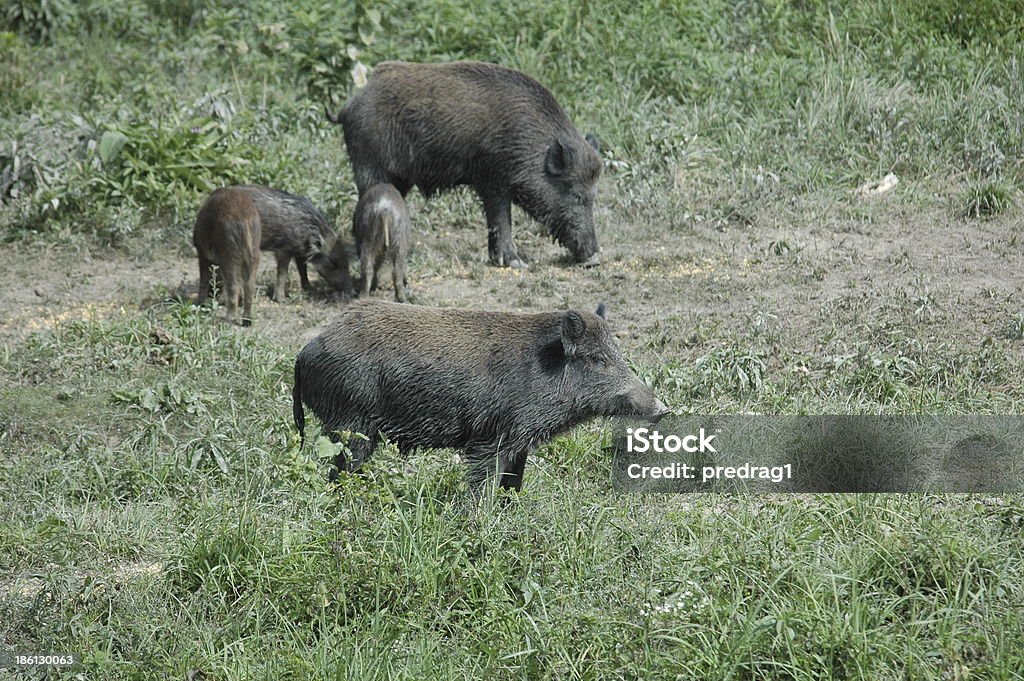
left=313, top=255, right=353, bottom=294
left=616, top=378, right=669, bottom=420
left=649, top=398, right=671, bottom=422
left=559, top=223, right=599, bottom=264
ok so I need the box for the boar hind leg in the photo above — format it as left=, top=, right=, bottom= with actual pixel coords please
left=272, top=253, right=290, bottom=302
left=482, top=190, right=526, bottom=269
left=372, top=258, right=385, bottom=293
left=221, top=266, right=240, bottom=325
left=360, top=251, right=376, bottom=296
left=326, top=424, right=378, bottom=482
left=196, top=254, right=215, bottom=305
left=241, top=259, right=257, bottom=327
left=348, top=429, right=377, bottom=470
left=497, top=453, right=528, bottom=492
left=392, top=254, right=408, bottom=303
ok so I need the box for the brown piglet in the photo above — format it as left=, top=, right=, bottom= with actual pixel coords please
left=193, top=188, right=261, bottom=326
left=353, top=183, right=411, bottom=303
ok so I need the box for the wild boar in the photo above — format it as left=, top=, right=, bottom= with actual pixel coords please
left=193, top=188, right=261, bottom=326
left=326, top=61, right=603, bottom=269
left=292, top=300, right=669, bottom=491
left=353, top=183, right=411, bottom=303
left=226, top=185, right=352, bottom=300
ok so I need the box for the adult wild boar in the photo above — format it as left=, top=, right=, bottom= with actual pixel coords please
left=193, top=188, right=261, bottom=326
left=326, top=61, right=603, bottom=269
left=229, top=185, right=352, bottom=300
left=292, top=300, right=669, bottom=491
left=353, top=183, right=412, bottom=303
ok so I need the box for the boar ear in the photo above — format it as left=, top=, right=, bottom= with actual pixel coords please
left=585, top=133, right=601, bottom=153
left=545, top=138, right=573, bottom=177
left=561, top=310, right=586, bottom=356
left=306, top=232, right=324, bottom=257
left=595, top=302, right=607, bottom=319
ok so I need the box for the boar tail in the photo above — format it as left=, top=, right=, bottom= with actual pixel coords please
left=382, top=213, right=391, bottom=250
left=293, top=359, right=306, bottom=448
left=324, top=103, right=344, bottom=125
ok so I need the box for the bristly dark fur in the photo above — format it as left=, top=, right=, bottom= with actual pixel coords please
left=222, top=185, right=352, bottom=300
left=352, top=184, right=412, bottom=303
left=293, top=360, right=305, bottom=447
left=193, top=188, right=261, bottom=326
left=328, top=61, right=603, bottom=268
left=293, top=300, right=667, bottom=492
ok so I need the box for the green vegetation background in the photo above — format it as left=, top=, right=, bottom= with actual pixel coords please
left=2, top=1, right=1024, bottom=678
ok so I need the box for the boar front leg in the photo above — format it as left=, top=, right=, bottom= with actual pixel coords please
left=296, top=259, right=312, bottom=290
left=481, top=189, right=526, bottom=269
left=273, top=252, right=290, bottom=302
left=463, top=441, right=528, bottom=492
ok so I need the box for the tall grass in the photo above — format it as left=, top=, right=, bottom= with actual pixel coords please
left=1, top=292, right=1024, bottom=676
left=1, top=0, right=1022, bottom=239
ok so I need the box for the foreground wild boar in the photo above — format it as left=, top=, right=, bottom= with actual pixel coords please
left=353, top=183, right=411, bottom=302
left=193, top=188, right=261, bottom=326
left=327, top=61, right=603, bottom=269
left=292, top=300, right=669, bottom=491
left=227, top=185, right=352, bottom=300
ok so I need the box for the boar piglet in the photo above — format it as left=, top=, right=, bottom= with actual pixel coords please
left=193, top=188, right=261, bottom=326
left=293, top=300, right=669, bottom=492
left=353, top=183, right=411, bottom=302
left=234, top=185, right=353, bottom=299
left=328, top=61, right=603, bottom=269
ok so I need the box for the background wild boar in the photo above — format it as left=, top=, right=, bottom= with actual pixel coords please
left=293, top=300, right=668, bottom=491
left=353, top=183, right=411, bottom=303
left=230, top=185, right=352, bottom=300
left=193, top=188, right=261, bottom=326
left=327, top=61, right=603, bottom=269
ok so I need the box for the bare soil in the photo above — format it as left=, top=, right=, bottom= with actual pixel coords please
left=2, top=186, right=1022, bottom=371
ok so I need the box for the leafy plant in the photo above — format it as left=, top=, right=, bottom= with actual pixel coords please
left=283, top=0, right=382, bottom=99
left=1, top=0, right=77, bottom=42
left=0, top=31, right=38, bottom=114
left=111, top=381, right=208, bottom=415
left=146, top=0, right=206, bottom=33
left=90, top=115, right=257, bottom=206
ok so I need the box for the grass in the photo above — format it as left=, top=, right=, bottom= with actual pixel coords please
left=2, top=0, right=1023, bottom=240
left=3, top=284, right=1024, bottom=677
left=963, top=181, right=1016, bottom=219
left=2, top=0, right=1024, bottom=678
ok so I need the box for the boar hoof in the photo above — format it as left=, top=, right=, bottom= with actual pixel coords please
left=492, top=249, right=528, bottom=269
left=497, top=256, right=528, bottom=270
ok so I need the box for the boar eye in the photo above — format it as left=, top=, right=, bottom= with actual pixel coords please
left=573, top=192, right=585, bottom=206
